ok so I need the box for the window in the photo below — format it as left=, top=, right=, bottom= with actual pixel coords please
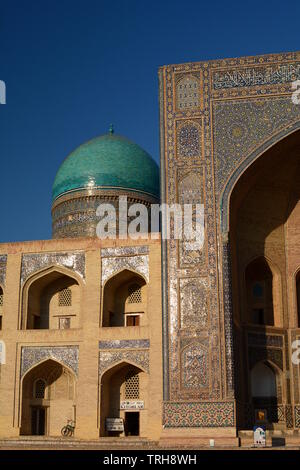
left=0, top=290, right=3, bottom=307
left=245, top=258, right=274, bottom=326
left=34, top=379, right=46, bottom=399
left=253, top=282, right=264, bottom=299
left=0, top=316, right=2, bottom=330
left=59, top=317, right=71, bottom=329
left=253, top=308, right=264, bottom=325
left=126, top=315, right=140, bottom=327
left=33, top=315, right=41, bottom=329
left=128, top=284, right=142, bottom=304
left=125, top=370, right=139, bottom=399
left=58, top=288, right=72, bottom=307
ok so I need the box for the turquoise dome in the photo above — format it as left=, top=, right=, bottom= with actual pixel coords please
left=52, top=132, right=160, bottom=202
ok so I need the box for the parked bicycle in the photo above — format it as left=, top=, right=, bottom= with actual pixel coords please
left=61, top=419, right=75, bottom=437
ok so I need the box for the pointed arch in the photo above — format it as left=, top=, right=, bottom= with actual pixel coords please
left=99, top=359, right=147, bottom=381
left=20, top=357, right=77, bottom=436
left=220, top=124, right=300, bottom=233
left=99, top=360, right=147, bottom=437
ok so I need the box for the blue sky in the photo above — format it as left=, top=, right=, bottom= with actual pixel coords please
left=1, top=0, right=299, bottom=242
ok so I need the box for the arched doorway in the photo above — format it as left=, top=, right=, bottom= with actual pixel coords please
left=228, top=129, right=300, bottom=429
left=22, top=268, right=81, bottom=330
left=251, top=361, right=279, bottom=424
left=100, top=362, right=148, bottom=437
left=20, top=359, right=76, bottom=436
left=102, top=270, right=147, bottom=327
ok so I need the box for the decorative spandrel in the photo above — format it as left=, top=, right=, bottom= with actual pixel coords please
left=20, top=346, right=79, bottom=377
left=21, top=252, right=85, bottom=284
left=101, top=255, right=149, bottom=284
left=99, top=349, right=149, bottom=376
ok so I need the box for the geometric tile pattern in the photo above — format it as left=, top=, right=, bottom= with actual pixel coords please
left=295, top=406, right=300, bottom=428
left=163, top=401, right=235, bottom=427
left=181, top=343, right=208, bottom=388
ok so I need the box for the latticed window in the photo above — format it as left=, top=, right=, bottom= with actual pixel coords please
left=58, top=288, right=72, bottom=306
left=34, top=379, right=46, bottom=399
left=125, top=369, right=139, bottom=399
left=127, top=284, right=142, bottom=304
left=0, top=289, right=3, bottom=307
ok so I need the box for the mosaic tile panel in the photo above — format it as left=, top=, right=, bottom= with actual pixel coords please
left=21, top=346, right=79, bottom=377
left=179, top=278, right=208, bottom=329
left=181, top=343, right=208, bottom=389
left=0, top=255, right=7, bottom=287
left=99, top=339, right=150, bottom=350
left=21, top=252, right=85, bottom=284
left=99, top=349, right=149, bottom=376
left=163, top=401, right=235, bottom=427
left=177, top=168, right=205, bottom=267
left=101, top=254, right=149, bottom=284
left=176, top=120, right=201, bottom=157
left=295, top=405, right=300, bottom=428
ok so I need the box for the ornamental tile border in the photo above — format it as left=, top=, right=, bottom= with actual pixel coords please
left=99, top=339, right=150, bottom=350
left=101, top=246, right=149, bottom=257
left=0, top=255, right=7, bottom=287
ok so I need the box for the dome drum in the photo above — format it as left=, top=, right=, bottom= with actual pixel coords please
left=52, top=188, right=158, bottom=239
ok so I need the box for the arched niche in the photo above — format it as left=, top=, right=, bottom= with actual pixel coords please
left=21, top=266, right=82, bottom=330
left=101, top=269, right=147, bottom=327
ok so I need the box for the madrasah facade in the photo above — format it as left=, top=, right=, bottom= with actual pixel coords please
left=1, top=51, right=300, bottom=446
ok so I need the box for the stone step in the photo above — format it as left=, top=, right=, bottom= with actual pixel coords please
left=0, top=437, right=157, bottom=449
